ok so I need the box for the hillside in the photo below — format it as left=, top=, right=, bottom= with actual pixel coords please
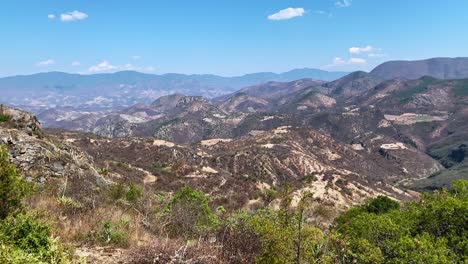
left=370, top=57, right=468, bottom=80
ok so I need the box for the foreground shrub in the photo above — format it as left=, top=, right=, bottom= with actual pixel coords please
left=0, top=213, right=71, bottom=263
left=0, top=114, right=9, bottom=123
left=85, top=220, right=130, bottom=247
left=165, top=186, right=218, bottom=238
left=220, top=208, right=328, bottom=263
left=109, top=181, right=143, bottom=205
left=0, top=146, right=34, bottom=219
left=334, top=180, right=468, bottom=263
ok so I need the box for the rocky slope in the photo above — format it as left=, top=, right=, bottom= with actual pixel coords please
left=0, top=105, right=109, bottom=205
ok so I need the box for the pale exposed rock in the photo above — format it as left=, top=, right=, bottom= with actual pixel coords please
left=273, top=126, right=291, bottom=134
left=249, top=130, right=265, bottom=136
left=200, top=138, right=232, bottom=146
left=261, top=116, right=275, bottom=121
left=201, top=166, right=218, bottom=174
left=351, top=143, right=365, bottom=150
left=256, top=182, right=271, bottom=191
left=153, top=140, right=175, bottom=147
left=378, top=119, right=392, bottom=128
left=384, top=113, right=447, bottom=125
left=380, top=143, right=408, bottom=150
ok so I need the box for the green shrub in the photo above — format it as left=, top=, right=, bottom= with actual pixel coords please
left=0, top=243, right=42, bottom=264
left=109, top=182, right=143, bottom=205
left=0, top=214, right=71, bottom=263
left=87, top=220, right=130, bottom=247
left=334, top=180, right=468, bottom=263
left=125, top=183, right=143, bottom=203
left=166, top=186, right=218, bottom=238
left=220, top=209, right=328, bottom=263
left=0, top=146, right=34, bottom=219
left=57, top=196, right=83, bottom=214
left=0, top=114, right=9, bottom=123
left=98, top=168, right=109, bottom=176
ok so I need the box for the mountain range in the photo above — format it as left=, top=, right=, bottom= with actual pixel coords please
left=0, top=68, right=347, bottom=111
left=1, top=56, right=467, bottom=262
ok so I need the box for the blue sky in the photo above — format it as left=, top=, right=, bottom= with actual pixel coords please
left=0, top=0, right=467, bottom=77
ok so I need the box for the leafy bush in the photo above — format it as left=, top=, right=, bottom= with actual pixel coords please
left=125, top=183, right=143, bottom=203
left=0, top=243, right=42, bottom=264
left=57, top=196, right=83, bottom=214
left=334, top=180, right=468, bottom=263
left=0, top=146, right=34, bottom=219
left=220, top=209, right=328, bottom=263
left=0, top=213, right=71, bottom=263
left=98, top=167, right=109, bottom=176
left=86, top=220, right=130, bottom=247
left=0, top=114, right=9, bottom=123
left=109, top=182, right=143, bottom=205
left=165, top=186, right=218, bottom=238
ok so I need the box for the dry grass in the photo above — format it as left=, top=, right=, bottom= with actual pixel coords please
left=129, top=239, right=224, bottom=264
left=27, top=193, right=156, bottom=246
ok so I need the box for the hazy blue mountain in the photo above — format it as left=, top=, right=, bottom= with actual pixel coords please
left=370, top=57, right=468, bottom=80
left=0, top=69, right=348, bottom=109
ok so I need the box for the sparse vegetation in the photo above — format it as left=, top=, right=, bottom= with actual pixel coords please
left=0, top=146, right=72, bottom=262
left=84, top=220, right=130, bottom=247
left=0, top=114, right=9, bottom=123
left=453, top=79, right=468, bottom=97
left=98, top=167, right=109, bottom=176
left=0, top=146, right=34, bottom=219
left=397, top=76, right=438, bottom=102
left=165, top=186, right=218, bottom=238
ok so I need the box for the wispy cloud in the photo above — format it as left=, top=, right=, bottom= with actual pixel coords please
left=131, top=55, right=142, bottom=60
left=47, top=14, right=55, bottom=20
left=71, top=61, right=81, bottom=66
left=88, top=61, right=155, bottom=73
left=268, top=7, right=305, bottom=21
left=36, top=59, right=55, bottom=67
left=88, top=61, right=117, bottom=72
left=60, top=11, right=88, bottom=22
left=325, top=57, right=366, bottom=68
left=335, top=0, right=352, bottom=8
left=349, top=45, right=379, bottom=54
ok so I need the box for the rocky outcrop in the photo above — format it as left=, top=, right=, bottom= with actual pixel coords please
left=0, top=105, right=110, bottom=205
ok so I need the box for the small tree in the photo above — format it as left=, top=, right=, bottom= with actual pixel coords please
left=0, top=146, right=33, bottom=219
left=166, top=186, right=218, bottom=238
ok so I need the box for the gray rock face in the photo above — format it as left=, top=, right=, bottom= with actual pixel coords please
left=0, top=105, right=111, bottom=205
left=0, top=104, right=43, bottom=137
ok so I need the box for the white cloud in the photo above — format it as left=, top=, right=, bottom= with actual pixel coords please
left=87, top=61, right=155, bottom=73
left=335, top=0, right=352, bottom=8
left=131, top=55, right=142, bottom=60
left=36, top=59, right=55, bottom=67
left=349, top=45, right=379, bottom=54
left=71, top=61, right=81, bottom=66
left=48, top=14, right=55, bottom=20
left=88, top=61, right=118, bottom=72
left=326, top=57, right=366, bottom=68
left=60, top=11, right=88, bottom=22
left=268, top=7, right=305, bottom=21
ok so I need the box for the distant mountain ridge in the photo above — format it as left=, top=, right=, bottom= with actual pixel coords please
left=0, top=68, right=347, bottom=90
left=370, top=57, right=468, bottom=80
left=0, top=68, right=348, bottom=110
